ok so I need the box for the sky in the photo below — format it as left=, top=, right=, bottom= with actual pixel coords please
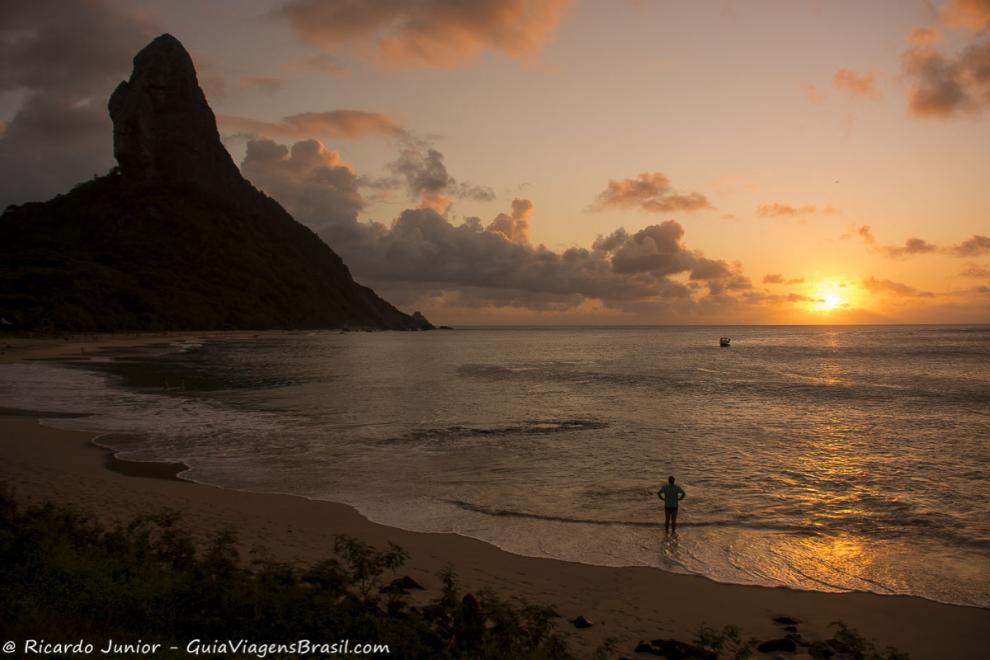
left=1, top=0, right=988, bottom=324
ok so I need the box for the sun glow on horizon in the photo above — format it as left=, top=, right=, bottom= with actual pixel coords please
left=809, top=280, right=857, bottom=314
left=820, top=291, right=843, bottom=312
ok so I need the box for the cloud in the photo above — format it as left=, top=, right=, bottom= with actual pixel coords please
left=755, top=202, right=817, bottom=218
left=940, top=0, right=990, bottom=31
left=763, top=274, right=804, bottom=285
left=884, top=237, right=939, bottom=258
left=960, top=263, right=990, bottom=277
left=301, top=53, right=349, bottom=75
left=387, top=146, right=495, bottom=212
left=342, top=210, right=755, bottom=317
left=234, top=135, right=752, bottom=316
left=591, top=172, right=712, bottom=213
left=863, top=277, right=935, bottom=298
left=191, top=63, right=287, bottom=101
left=487, top=198, right=532, bottom=244
left=801, top=83, right=829, bottom=105
left=220, top=110, right=404, bottom=140
left=238, top=76, right=284, bottom=94
left=597, top=223, right=749, bottom=294
left=275, top=0, right=573, bottom=69
left=902, top=28, right=990, bottom=118
left=240, top=138, right=365, bottom=233
left=832, top=68, right=880, bottom=100
left=0, top=0, right=156, bottom=207
left=849, top=224, right=877, bottom=245
left=328, top=207, right=716, bottom=309
left=848, top=225, right=986, bottom=259
left=951, top=235, right=990, bottom=257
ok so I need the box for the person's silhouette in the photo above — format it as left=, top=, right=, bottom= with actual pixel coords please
left=657, top=475, right=686, bottom=534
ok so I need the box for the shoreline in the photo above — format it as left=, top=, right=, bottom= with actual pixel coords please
left=46, top=423, right=988, bottom=610
left=3, top=416, right=988, bottom=659
left=1, top=336, right=989, bottom=658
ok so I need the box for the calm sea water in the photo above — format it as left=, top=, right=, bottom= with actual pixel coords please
left=2, top=326, right=988, bottom=607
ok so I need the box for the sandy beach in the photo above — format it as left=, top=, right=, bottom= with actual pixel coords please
left=1, top=336, right=988, bottom=659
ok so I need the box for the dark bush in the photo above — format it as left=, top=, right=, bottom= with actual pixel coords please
left=0, top=483, right=572, bottom=658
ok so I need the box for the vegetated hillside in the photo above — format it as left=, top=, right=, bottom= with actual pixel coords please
left=0, top=173, right=426, bottom=331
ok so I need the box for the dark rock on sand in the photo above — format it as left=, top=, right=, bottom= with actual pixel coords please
left=649, top=638, right=717, bottom=659
left=808, top=640, right=836, bottom=658
left=571, top=615, right=593, bottom=628
left=756, top=637, right=798, bottom=653
left=1, top=34, right=430, bottom=332
left=634, top=640, right=660, bottom=655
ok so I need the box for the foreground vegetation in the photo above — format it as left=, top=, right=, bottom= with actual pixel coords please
left=0, top=484, right=571, bottom=658
left=0, top=483, right=908, bottom=659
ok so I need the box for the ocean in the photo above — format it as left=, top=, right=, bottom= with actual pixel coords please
left=1, top=325, right=988, bottom=607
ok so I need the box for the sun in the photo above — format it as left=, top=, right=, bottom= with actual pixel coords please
left=810, top=281, right=853, bottom=313
left=820, top=292, right=843, bottom=311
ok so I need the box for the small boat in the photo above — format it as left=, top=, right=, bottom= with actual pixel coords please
left=719, top=337, right=731, bottom=347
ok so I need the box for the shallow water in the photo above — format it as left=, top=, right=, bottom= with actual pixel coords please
left=1, top=326, right=988, bottom=607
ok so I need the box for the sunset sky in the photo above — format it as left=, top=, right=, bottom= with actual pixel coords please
left=2, top=0, right=988, bottom=324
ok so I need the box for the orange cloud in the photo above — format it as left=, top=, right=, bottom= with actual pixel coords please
left=592, top=172, right=711, bottom=213
left=832, top=68, right=880, bottom=100
left=763, top=274, right=804, bottom=285
left=863, top=277, right=935, bottom=298
left=238, top=76, right=283, bottom=94
left=902, top=27, right=990, bottom=118
left=960, top=263, right=990, bottom=277
left=849, top=224, right=937, bottom=257
left=908, top=27, right=943, bottom=48
left=951, top=235, right=990, bottom=257
left=487, top=198, right=532, bottom=244
left=419, top=191, right=453, bottom=215
left=853, top=224, right=877, bottom=245
left=848, top=225, right=989, bottom=259
left=302, top=53, right=349, bottom=75
left=276, top=0, right=573, bottom=69
left=240, top=137, right=364, bottom=231
left=940, top=0, right=990, bottom=31
left=219, top=110, right=404, bottom=139
left=884, top=237, right=939, bottom=258
left=801, top=83, right=828, bottom=105
left=755, top=203, right=817, bottom=218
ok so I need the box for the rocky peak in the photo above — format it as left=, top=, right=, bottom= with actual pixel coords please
left=108, top=34, right=249, bottom=202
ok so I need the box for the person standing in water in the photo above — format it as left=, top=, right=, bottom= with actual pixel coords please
left=657, top=476, right=686, bottom=534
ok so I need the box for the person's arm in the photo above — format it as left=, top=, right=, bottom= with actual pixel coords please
left=678, top=486, right=686, bottom=501
left=657, top=488, right=665, bottom=501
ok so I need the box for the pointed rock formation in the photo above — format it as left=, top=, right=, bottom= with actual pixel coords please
left=0, top=34, right=433, bottom=332
left=108, top=34, right=250, bottom=204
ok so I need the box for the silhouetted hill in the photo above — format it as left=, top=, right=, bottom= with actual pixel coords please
left=0, top=34, right=431, bottom=332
